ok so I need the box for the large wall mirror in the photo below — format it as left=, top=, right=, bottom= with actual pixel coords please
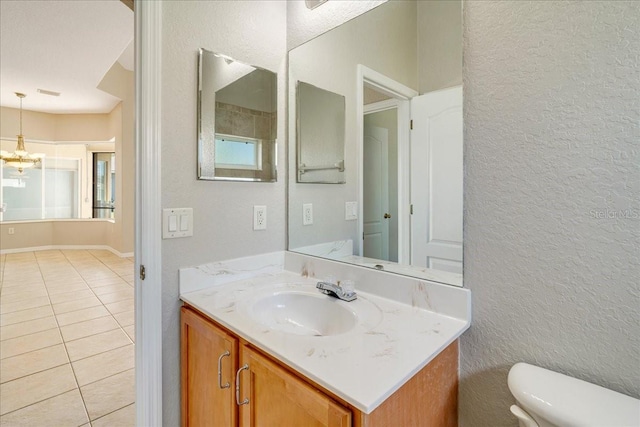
left=287, top=0, right=463, bottom=287
left=198, top=49, right=277, bottom=182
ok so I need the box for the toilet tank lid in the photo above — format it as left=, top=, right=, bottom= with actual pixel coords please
left=508, top=363, right=640, bottom=427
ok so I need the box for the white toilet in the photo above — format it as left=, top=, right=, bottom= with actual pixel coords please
left=508, top=362, right=640, bottom=427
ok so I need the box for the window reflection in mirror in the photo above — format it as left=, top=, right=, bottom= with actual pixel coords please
left=198, top=49, right=277, bottom=182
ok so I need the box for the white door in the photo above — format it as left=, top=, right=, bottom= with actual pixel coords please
left=363, top=125, right=390, bottom=261
left=410, top=86, right=463, bottom=273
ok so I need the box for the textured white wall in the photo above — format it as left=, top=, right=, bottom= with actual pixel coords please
left=160, top=1, right=286, bottom=425
left=287, top=0, right=386, bottom=50
left=417, top=0, right=462, bottom=93
left=461, top=2, right=640, bottom=425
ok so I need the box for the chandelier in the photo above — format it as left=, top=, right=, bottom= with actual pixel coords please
left=0, top=93, right=44, bottom=173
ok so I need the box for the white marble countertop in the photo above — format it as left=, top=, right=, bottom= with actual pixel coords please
left=180, top=265, right=470, bottom=414
left=290, top=240, right=463, bottom=287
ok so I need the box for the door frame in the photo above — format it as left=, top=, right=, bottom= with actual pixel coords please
left=135, top=1, right=163, bottom=425
left=356, top=65, right=417, bottom=263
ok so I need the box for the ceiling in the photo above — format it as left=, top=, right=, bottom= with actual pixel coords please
left=0, top=0, right=134, bottom=114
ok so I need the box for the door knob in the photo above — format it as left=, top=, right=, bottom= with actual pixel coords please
left=384, top=213, right=391, bottom=219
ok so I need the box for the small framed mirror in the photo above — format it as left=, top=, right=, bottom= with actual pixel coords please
left=198, top=48, right=277, bottom=182
left=296, top=81, right=346, bottom=184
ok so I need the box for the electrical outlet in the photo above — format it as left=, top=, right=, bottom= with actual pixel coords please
left=253, top=205, right=267, bottom=230
left=345, top=201, right=358, bottom=220
left=303, top=203, right=313, bottom=225
left=8, top=227, right=15, bottom=235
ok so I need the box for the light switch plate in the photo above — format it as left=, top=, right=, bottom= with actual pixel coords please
left=163, top=208, right=193, bottom=239
left=345, top=201, right=358, bottom=220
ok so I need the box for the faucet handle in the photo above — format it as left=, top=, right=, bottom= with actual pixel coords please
left=324, top=275, right=337, bottom=285
left=341, top=280, right=355, bottom=294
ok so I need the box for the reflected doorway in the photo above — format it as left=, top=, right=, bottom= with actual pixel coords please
left=363, top=107, right=398, bottom=262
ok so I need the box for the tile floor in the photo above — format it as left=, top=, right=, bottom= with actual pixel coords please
left=0, top=250, right=135, bottom=426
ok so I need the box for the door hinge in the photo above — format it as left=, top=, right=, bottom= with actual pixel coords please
left=410, top=204, right=414, bottom=215
left=140, top=265, right=146, bottom=281
left=410, top=119, right=413, bottom=130
left=363, top=232, right=365, bottom=240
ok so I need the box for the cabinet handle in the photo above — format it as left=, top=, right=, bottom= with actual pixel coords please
left=217, top=350, right=231, bottom=389
left=235, top=364, right=250, bottom=406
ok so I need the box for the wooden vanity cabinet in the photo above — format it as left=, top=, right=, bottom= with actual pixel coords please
left=181, top=305, right=458, bottom=427
left=181, top=307, right=238, bottom=427
left=181, top=306, right=350, bottom=427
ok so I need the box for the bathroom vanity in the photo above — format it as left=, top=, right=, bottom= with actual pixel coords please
left=182, top=304, right=458, bottom=426
left=179, top=252, right=470, bottom=427
left=182, top=0, right=468, bottom=424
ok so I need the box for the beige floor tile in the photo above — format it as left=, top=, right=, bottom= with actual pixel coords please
left=110, top=269, right=134, bottom=278
left=121, top=275, right=135, bottom=284
left=0, top=329, right=62, bottom=359
left=43, top=274, right=84, bottom=284
left=48, top=289, right=96, bottom=305
left=0, top=305, right=53, bottom=327
left=66, top=329, right=132, bottom=362
left=1, top=284, right=46, bottom=297
left=105, top=299, right=134, bottom=315
left=0, top=316, right=57, bottom=341
left=0, top=344, right=69, bottom=383
left=0, top=288, right=48, bottom=304
left=123, top=325, right=135, bottom=343
left=44, top=276, right=87, bottom=288
left=45, top=282, right=90, bottom=295
left=60, top=316, right=120, bottom=342
left=52, top=296, right=102, bottom=315
left=81, top=369, right=135, bottom=421
left=92, top=283, right=132, bottom=296
left=56, top=305, right=110, bottom=327
left=0, top=364, right=77, bottom=415
left=91, top=403, right=135, bottom=427
left=0, top=249, right=136, bottom=422
left=86, top=277, right=128, bottom=289
left=80, top=272, right=119, bottom=281
left=0, top=296, right=50, bottom=315
left=0, top=278, right=44, bottom=289
left=72, top=344, right=134, bottom=387
left=0, top=388, right=88, bottom=426
left=113, top=310, right=135, bottom=328
left=97, top=289, right=133, bottom=305
left=88, top=250, right=113, bottom=258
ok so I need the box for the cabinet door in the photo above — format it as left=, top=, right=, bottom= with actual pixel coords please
left=238, top=346, right=351, bottom=427
left=181, top=307, right=238, bottom=427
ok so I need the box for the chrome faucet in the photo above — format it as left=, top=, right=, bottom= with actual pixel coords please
left=316, top=281, right=357, bottom=302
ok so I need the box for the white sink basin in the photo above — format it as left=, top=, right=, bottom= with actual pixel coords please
left=251, top=292, right=357, bottom=336
left=242, top=286, right=382, bottom=337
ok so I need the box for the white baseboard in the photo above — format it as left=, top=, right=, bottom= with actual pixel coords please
left=0, top=245, right=134, bottom=258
